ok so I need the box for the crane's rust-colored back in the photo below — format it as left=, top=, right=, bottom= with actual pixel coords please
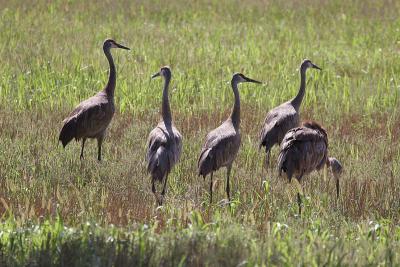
left=277, top=120, right=328, bottom=181
left=277, top=120, right=342, bottom=215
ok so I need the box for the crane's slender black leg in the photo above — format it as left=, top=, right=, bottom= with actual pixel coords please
left=261, top=164, right=265, bottom=188
left=265, top=149, right=270, bottom=169
left=80, top=138, right=86, bottom=160
left=261, top=149, right=271, bottom=187
left=296, top=172, right=304, bottom=215
left=297, top=192, right=302, bottom=215
left=152, top=180, right=159, bottom=206
left=97, top=136, right=104, bottom=161
left=336, top=176, right=340, bottom=199
left=209, top=172, right=213, bottom=204
left=160, top=175, right=169, bottom=206
left=226, top=165, right=232, bottom=203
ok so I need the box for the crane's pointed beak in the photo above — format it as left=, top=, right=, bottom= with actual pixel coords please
left=115, top=42, right=130, bottom=50
left=312, top=63, right=322, bottom=70
left=244, top=76, right=262, bottom=84
left=151, top=72, right=161, bottom=79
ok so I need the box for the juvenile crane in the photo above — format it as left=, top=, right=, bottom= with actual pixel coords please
left=198, top=73, right=262, bottom=204
left=146, top=66, right=182, bottom=206
left=259, top=59, right=321, bottom=168
left=277, top=121, right=343, bottom=214
left=59, top=39, right=130, bottom=161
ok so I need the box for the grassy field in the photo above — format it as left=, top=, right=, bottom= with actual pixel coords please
left=1, top=0, right=400, bottom=266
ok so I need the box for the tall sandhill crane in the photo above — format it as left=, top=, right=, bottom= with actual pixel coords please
left=277, top=121, right=343, bottom=214
left=198, top=73, right=262, bottom=204
left=59, top=39, right=130, bottom=161
left=146, top=66, right=182, bottom=206
left=259, top=59, right=321, bottom=168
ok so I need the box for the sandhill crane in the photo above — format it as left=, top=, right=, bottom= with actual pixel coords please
left=277, top=121, right=343, bottom=214
left=259, top=59, right=321, bottom=168
left=59, top=39, right=130, bottom=161
left=198, top=73, right=262, bottom=204
left=146, top=66, right=182, bottom=206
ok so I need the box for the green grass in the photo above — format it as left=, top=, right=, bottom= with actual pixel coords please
left=0, top=0, right=400, bottom=266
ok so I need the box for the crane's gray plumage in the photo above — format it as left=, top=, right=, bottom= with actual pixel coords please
left=277, top=121, right=342, bottom=214
left=146, top=66, right=182, bottom=206
left=198, top=73, right=261, bottom=203
left=59, top=39, right=130, bottom=161
left=259, top=59, right=321, bottom=167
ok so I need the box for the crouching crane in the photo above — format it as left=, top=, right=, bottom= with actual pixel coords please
left=277, top=121, right=343, bottom=214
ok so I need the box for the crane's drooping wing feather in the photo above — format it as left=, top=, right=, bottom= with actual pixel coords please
left=278, top=126, right=328, bottom=180
left=146, top=122, right=182, bottom=182
left=59, top=93, right=111, bottom=146
left=198, top=121, right=240, bottom=176
left=259, top=102, right=299, bottom=150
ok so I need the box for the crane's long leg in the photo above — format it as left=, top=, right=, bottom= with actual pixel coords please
left=226, top=165, right=232, bottom=203
left=261, top=162, right=265, bottom=188
left=80, top=138, right=86, bottom=160
left=209, top=172, right=213, bottom=204
left=97, top=136, right=104, bottom=161
left=152, top=179, right=159, bottom=206
left=261, top=150, right=267, bottom=186
left=335, top=174, right=340, bottom=199
left=160, top=174, right=169, bottom=206
left=297, top=192, right=302, bottom=215
left=261, top=149, right=272, bottom=187
left=296, top=172, right=304, bottom=215
left=265, top=149, right=271, bottom=169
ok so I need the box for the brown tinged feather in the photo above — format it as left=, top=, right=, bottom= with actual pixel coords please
left=277, top=120, right=341, bottom=214
left=59, top=117, right=77, bottom=147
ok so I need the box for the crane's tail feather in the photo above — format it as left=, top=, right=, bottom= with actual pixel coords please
left=259, top=125, right=279, bottom=153
left=198, top=148, right=213, bottom=177
left=277, top=149, right=289, bottom=177
left=147, top=146, right=169, bottom=182
left=277, top=147, right=297, bottom=182
left=59, top=118, right=77, bottom=148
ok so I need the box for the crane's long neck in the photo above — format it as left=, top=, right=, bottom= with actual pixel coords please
left=291, top=67, right=307, bottom=112
left=162, top=75, right=172, bottom=124
left=104, top=47, right=116, bottom=97
left=229, top=80, right=240, bottom=129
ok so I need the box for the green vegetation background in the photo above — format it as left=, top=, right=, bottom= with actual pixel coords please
left=0, top=0, right=399, bottom=266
